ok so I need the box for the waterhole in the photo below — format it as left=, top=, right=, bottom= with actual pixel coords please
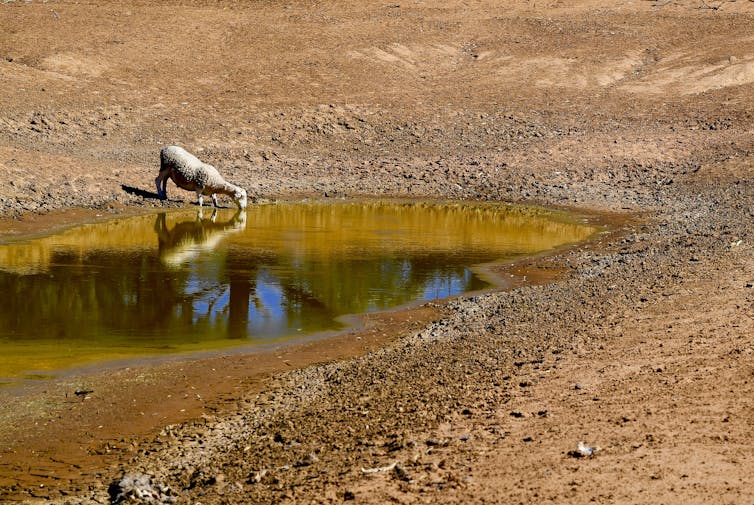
left=0, top=201, right=599, bottom=383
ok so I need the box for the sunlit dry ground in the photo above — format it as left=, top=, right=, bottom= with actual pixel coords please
left=0, top=0, right=752, bottom=503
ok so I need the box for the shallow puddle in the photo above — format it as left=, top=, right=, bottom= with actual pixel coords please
left=0, top=201, right=598, bottom=382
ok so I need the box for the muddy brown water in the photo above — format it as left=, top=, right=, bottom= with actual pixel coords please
left=0, top=201, right=598, bottom=384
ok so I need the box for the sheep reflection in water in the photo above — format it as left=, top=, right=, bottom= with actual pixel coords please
left=154, top=208, right=247, bottom=267
left=151, top=209, right=302, bottom=340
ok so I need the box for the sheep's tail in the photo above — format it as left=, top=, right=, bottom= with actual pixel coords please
left=159, top=147, right=171, bottom=172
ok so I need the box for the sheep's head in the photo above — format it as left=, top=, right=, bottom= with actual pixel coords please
left=234, top=187, right=248, bottom=210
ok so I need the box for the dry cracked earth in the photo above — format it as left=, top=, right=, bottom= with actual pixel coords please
left=0, top=0, right=753, bottom=503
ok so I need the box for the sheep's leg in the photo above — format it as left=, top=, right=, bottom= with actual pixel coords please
left=155, top=169, right=171, bottom=200
left=155, top=175, right=166, bottom=199
left=196, top=190, right=204, bottom=207
left=211, top=194, right=220, bottom=208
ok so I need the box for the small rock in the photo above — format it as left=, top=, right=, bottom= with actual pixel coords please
left=569, top=441, right=599, bottom=458
left=108, top=472, right=176, bottom=504
left=247, top=469, right=267, bottom=484
left=295, top=452, right=320, bottom=467
left=393, top=464, right=410, bottom=481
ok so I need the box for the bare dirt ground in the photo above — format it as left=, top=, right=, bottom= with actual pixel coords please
left=0, top=0, right=753, bottom=503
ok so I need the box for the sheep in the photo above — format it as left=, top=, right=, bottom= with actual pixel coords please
left=155, top=146, right=248, bottom=209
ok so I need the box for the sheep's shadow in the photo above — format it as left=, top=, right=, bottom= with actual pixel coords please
left=121, top=184, right=236, bottom=209
left=122, top=184, right=160, bottom=200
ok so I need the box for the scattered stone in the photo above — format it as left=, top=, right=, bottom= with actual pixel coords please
left=294, top=452, right=320, bottom=467
left=108, top=473, right=175, bottom=504
left=393, top=464, right=410, bottom=481
left=361, top=462, right=397, bottom=474
left=247, top=469, right=268, bottom=484
left=568, top=441, right=600, bottom=458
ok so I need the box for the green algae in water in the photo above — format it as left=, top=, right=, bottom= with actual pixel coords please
left=0, top=201, right=598, bottom=381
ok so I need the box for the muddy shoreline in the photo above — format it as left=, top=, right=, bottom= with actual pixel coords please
left=1, top=0, right=753, bottom=503
left=1, top=173, right=750, bottom=504
left=0, top=199, right=615, bottom=490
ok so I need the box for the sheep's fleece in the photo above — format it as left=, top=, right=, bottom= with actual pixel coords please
left=156, top=146, right=247, bottom=209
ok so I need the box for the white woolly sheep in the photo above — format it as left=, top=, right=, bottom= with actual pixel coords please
left=155, top=146, right=248, bottom=209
